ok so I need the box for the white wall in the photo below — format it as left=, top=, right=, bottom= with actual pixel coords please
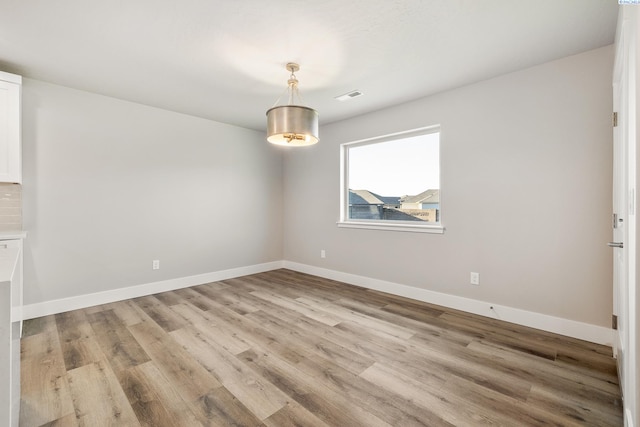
left=283, top=46, right=614, bottom=328
left=21, top=79, right=283, bottom=306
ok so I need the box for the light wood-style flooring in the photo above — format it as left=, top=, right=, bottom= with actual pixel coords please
left=20, top=269, right=623, bottom=426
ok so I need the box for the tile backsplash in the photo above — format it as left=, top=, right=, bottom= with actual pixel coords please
left=0, top=183, right=21, bottom=231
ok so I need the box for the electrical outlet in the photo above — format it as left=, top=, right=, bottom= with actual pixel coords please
left=320, top=249, right=326, bottom=259
left=152, top=260, right=160, bottom=270
left=470, top=272, right=480, bottom=285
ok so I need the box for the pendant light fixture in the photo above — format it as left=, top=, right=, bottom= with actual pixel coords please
left=266, top=63, right=319, bottom=146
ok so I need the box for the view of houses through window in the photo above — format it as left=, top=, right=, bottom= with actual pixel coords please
left=345, top=128, right=440, bottom=224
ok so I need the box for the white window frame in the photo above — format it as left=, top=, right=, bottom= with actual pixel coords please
left=338, top=125, right=444, bottom=234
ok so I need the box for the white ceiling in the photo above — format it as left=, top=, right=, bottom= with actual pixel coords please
left=0, top=0, right=619, bottom=132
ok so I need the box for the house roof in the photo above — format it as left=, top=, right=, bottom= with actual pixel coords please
left=401, top=189, right=440, bottom=204
left=349, top=190, right=384, bottom=205
left=349, top=190, right=401, bottom=205
left=373, top=193, right=401, bottom=205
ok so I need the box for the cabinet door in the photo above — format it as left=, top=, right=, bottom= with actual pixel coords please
left=1, top=240, right=22, bottom=327
left=0, top=80, right=20, bottom=184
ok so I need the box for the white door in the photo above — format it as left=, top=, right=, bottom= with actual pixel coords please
left=611, top=68, right=626, bottom=364
left=612, top=7, right=638, bottom=426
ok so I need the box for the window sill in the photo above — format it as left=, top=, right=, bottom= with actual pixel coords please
left=337, top=221, right=445, bottom=234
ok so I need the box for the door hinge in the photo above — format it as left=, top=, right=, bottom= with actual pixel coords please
left=612, top=314, right=618, bottom=330
left=613, top=112, right=618, bottom=127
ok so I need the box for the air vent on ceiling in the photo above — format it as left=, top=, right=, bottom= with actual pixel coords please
left=335, top=90, right=364, bottom=102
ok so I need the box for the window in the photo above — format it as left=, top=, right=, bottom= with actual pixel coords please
left=339, top=126, right=443, bottom=233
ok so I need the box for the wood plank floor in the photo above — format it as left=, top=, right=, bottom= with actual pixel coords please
left=20, top=269, right=623, bottom=426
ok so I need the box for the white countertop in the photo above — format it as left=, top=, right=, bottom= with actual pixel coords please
left=0, top=231, right=26, bottom=241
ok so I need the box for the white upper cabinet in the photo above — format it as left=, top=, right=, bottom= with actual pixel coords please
left=0, top=72, right=21, bottom=184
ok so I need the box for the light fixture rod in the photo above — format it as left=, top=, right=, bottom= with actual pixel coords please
left=286, top=63, right=300, bottom=105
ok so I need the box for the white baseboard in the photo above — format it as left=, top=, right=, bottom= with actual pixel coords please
left=282, top=261, right=614, bottom=346
left=22, top=259, right=613, bottom=346
left=22, top=261, right=284, bottom=320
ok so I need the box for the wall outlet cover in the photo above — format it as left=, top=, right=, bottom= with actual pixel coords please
left=470, top=272, right=480, bottom=285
